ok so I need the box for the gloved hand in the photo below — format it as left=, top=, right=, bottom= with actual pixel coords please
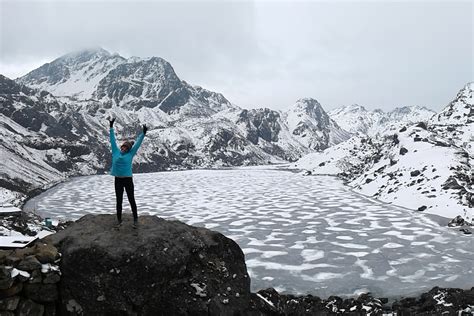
left=109, top=118, right=115, bottom=128
left=143, top=124, right=148, bottom=135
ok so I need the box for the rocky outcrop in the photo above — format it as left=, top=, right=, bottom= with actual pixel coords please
left=0, top=242, right=61, bottom=316
left=247, top=286, right=474, bottom=315
left=2, top=213, right=474, bottom=315
left=45, top=214, right=251, bottom=315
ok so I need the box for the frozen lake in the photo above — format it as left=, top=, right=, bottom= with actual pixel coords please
left=25, top=166, right=474, bottom=298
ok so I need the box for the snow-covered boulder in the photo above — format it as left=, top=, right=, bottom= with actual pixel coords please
left=44, top=214, right=251, bottom=315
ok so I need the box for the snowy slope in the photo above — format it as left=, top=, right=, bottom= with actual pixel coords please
left=17, top=48, right=126, bottom=99
left=283, top=98, right=351, bottom=151
left=329, top=104, right=435, bottom=136
left=295, top=83, right=473, bottom=221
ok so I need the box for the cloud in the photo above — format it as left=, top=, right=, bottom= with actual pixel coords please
left=0, top=0, right=472, bottom=111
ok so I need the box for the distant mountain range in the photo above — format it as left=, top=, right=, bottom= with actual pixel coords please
left=2, top=48, right=354, bottom=203
left=328, top=104, right=436, bottom=135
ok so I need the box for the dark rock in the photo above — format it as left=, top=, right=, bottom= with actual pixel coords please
left=17, top=255, right=42, bottom=272
left=28, top=269, right=42, bottom=284
left=417, top=205, right=427, bottom=212
left=399, top=147, right=408, bottom=155
left=390, top=134, right=400, bottom=146
left=247, top=288, right=386, bottom=315
left=365, top=178, right=373, bottom=184
left=415, top=122, right=428, bottom=130
left=44, top=302, right=57, bottom=316
left=448, top=215, right=468, bottom=227
left=12, top=247, right=35, bottom=259
left=0, top=268, right=13, bottom=290
left=410, top=170, right=421, bottom=177
left=459, top=228, right=472, bottom=235
left=16, top=298, right=44, bottom=316
left=435, top=140, right=449, bottom=147
left=375, top=166, right=385, bottom=173
left=0, top=296, right=20, bottom=310
left=0, top=281, right=22, bottom=299
left=3, top=255, right=21, bottom=266
left=45, top=214, right=250, bottom=315
left=42, top=272, right=60, bottom=284
left=0, top=251, right=11, bottom=265
left=399, top=126, right=407, bottom=132
left=303, top=170, right=312, bottom=176
left=23, top=283, right=58, bottom=303
left=34, top=243, right=59, bottom=264
left=318, top=161, right=326, bottom=167
left=442, top=176, right=463, bottom=190
left=414, top=136, right=422, bottom=142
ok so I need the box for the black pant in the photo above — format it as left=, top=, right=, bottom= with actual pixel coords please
left=114, top=177, right=138, bottom=223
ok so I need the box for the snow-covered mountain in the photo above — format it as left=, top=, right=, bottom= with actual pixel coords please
left=329, top=104, right=436, bottom=135
left=283, top=98, right=351, bottom=150
left=1, top=48, right=351, bottom=204
left=429, top=82, right=474, bottom=156
left=18, top=48, right=235, bottom=115
left=16, top=48, right=126, bottom=100
left=296, top=83, right=473, bottom=221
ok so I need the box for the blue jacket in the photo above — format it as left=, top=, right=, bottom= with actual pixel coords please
left=110, top=128, right=145, bottom=177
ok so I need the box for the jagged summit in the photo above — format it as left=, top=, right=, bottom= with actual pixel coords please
left=329, top=103, right=436, bottom=135
left=332, top=103, right=368, bottom=114
left=16, top=49, right=234, bottom=114
left=17, top=48, right=125, bottom=99
left=57, top=47, right=112, bottom=62
left=431, top=82, right=474, bottom=125
left=283, top=98, right=351, bottom=150
left=294, top=97, right=321, bottom=105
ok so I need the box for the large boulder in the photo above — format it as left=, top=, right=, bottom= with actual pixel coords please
left=45, top=214, right=250, bottom=315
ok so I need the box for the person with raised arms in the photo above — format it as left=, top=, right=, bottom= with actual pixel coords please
left=108, top=117, right=147, bottom=229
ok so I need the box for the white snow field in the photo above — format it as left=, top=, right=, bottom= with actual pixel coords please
left=24, top=167, right=473, bottom=298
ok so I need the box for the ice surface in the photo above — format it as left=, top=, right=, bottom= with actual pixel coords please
left=25, top=167, right=474, bottom=298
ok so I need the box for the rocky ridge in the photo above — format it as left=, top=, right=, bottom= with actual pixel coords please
left=329, top=103, right=436, bottom=135
left=296, top=83, right=474, bottom=222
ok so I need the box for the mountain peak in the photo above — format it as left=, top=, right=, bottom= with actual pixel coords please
left=344, top=104, right=368, bottom=113
left=57, top=47, right=112, bottom=64
left=389, top=106, right=436, bottom=117
left=430, top=82, right=473, bottom=125
left=292, top=98, right=323, bottom=113
left=295, top=97, right=321, bottom=105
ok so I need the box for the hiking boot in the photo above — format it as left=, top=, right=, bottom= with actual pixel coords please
left=132, top=221, right=138, bottom=229
left=114, top=222, right=122, bottom=230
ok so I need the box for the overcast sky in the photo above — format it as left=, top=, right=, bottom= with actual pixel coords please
left=0, top=0, right=472, bottom=111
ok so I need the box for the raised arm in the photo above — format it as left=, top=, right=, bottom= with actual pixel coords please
left=109, top=118, right=119, bottom=154
left=129, top=124, right=147, bottom=156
